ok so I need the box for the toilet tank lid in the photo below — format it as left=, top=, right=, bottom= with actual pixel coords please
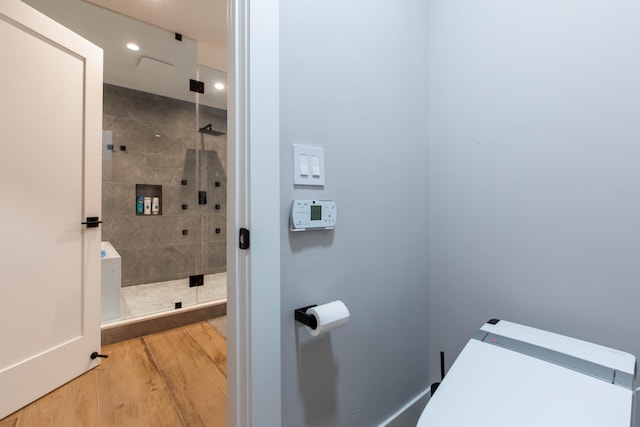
left=480, top=320, right=636, bottom=376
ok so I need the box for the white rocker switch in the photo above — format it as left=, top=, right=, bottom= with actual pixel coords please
left=293, top=144, right=325, bottom=186
left=300, top=154, right=309, bottom=176
left=311, top=155, right=321, bottom=177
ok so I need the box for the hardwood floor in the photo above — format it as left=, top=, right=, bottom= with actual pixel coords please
left=0, top=321, right=227, bottom=427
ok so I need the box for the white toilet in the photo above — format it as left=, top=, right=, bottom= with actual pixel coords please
left=418, top=319, right=636, bottom=427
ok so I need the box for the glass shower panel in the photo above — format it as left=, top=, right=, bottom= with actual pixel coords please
left=98, top=14, right=201, bottom=321
left=23, top=0, right=203, bottom=322
left=195, top=65, right=228, bottom=305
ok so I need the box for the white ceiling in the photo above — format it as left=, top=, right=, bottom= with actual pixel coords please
left=22, top=0, right=227, bottom=109
left=85, top=0, right=228, bottom=71
left=86, top=0, right=227, bottom=52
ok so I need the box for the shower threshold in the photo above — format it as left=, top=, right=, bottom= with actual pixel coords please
left=119, top=272, right=227, bottom=319
left=101, top=272, right=227, bottom=345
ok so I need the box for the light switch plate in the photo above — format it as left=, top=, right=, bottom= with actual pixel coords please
left=293, top=144, right=325, bottom=186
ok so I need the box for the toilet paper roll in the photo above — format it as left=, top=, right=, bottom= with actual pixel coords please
left=306, top=300, right=350, bottom=337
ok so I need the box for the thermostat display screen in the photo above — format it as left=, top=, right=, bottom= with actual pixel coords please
left=310, top=205, right=322, bottom=221
left=290, top=199, right=337, bottom=231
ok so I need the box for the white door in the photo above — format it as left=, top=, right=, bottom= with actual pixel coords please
left=0, top=0, right=103, bottom=419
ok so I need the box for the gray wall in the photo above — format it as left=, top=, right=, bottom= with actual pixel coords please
left=428, top=0, right=640, bottom=422
left=102, top=84, right=227, bottom=286
left=279, top=1, right=430, bottom=426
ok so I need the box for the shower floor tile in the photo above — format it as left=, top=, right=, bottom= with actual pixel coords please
left=119, top=272, right=227, bottom=320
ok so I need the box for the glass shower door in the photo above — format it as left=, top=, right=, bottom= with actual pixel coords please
left=195, top=64, right=228, bottom=306
left=100, top=29, right=202, bottom=321
left=25, top=0, right=220, bottom=324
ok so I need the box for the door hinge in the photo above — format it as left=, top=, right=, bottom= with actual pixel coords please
left=189, top=274, right=204, bottom=287
left=239, top=228, right=250, bottom=250
left=189, top=79, right=205, bottom=94
left=81, top=217, right=102, bottom=228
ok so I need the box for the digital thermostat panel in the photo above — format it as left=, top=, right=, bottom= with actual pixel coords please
left=290, top=199, right=336, bottom=231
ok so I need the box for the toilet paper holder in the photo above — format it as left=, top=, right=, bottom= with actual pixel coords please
left=294, top=305, right=318, bottom=330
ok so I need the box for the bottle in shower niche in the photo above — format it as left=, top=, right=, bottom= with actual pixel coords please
left=143, top=197, right=152, bottom=215
left=136, top=195, right=144, bottom=215
left=152, top=197, right=160, bottom=215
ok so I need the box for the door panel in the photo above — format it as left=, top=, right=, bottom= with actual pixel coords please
left=0, top=0, right=103, bottom=419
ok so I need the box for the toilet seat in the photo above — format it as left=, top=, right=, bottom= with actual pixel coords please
left=418, top=320, right=636, bottom=427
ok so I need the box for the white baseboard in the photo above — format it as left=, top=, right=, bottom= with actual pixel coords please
left=378, top=388, right=431, bottom=427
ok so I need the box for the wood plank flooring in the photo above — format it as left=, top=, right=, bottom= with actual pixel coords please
left=0, top=321, right=227, bottom=427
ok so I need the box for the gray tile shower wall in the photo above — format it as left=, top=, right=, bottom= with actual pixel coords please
left=102, top=84, right=227, bottom=286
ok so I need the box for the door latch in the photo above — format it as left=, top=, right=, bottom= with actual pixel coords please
left=90, top=352, right=108, bottom=359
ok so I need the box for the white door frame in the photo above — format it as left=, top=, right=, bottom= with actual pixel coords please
left=227, top=0, right=282, bottom=425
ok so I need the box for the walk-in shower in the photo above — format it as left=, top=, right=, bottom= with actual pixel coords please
left=24, top=0, right=229, bottom=324
left=101, top=79, right=227, bottom=322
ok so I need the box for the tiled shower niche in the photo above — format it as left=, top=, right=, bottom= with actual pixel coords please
left=102, top=84, right=227, bottom=287
left=136, top=184, right=162, bottom=215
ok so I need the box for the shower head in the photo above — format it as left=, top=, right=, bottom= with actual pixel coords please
left=198, top=123, right=225, bottom=136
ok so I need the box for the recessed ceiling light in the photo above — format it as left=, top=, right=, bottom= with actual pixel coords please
left=155, top=134, right=161, bottom=138
left=126, top=43, right=140, bottom=51
left=214, top=82, right=225, bottom=90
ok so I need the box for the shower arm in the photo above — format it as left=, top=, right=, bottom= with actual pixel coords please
left=198, top=123, right=226, bottom=136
